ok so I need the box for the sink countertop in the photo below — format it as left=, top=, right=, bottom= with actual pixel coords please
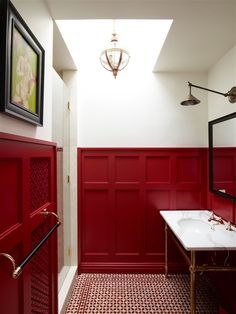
left=160, top=210, right=236, bottom=251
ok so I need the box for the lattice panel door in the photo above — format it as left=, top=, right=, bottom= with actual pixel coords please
left=0, top=133, right=58, bottom=314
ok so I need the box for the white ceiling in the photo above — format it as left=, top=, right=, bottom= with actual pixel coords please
left=45, top=0, right=236, bottom=74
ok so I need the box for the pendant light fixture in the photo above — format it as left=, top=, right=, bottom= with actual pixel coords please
left=100, top=21, right=130, bottom=79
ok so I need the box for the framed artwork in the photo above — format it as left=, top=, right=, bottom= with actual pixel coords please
left=0, top=0, right=44, bottom=125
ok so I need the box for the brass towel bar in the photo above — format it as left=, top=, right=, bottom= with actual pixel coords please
left=0, top=210, right=61, bottom=279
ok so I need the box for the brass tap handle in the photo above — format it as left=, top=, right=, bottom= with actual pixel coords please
left=216, top=217, right=224, bottom=224
left=208, top=211, right=215, bottom=222
left=226, top=221, right=233, bottom=231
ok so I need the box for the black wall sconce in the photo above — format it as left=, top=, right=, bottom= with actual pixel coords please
left=180, top=81, right=236, bottom=106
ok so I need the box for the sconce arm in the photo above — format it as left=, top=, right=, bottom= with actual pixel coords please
left=188, top=81, right=228, bottom=97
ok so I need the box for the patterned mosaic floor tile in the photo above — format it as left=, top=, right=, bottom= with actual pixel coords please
left=65, top=274, right=218, bottom=314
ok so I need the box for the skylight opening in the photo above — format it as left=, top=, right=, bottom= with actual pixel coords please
left=56, top=19, right=173, bottom=72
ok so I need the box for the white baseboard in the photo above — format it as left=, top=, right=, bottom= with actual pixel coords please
left=58, top=266, right=77, bottom=314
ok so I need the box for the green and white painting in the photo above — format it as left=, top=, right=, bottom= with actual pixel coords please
left=11, top=26, right=37, bottom=113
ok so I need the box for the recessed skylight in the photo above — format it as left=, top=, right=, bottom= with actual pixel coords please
left=56, top=19, right=172, bottom=72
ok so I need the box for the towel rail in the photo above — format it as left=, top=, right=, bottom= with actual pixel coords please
left=0, top=210, right=61, bottom=279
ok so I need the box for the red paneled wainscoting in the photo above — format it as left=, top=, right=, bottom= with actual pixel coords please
left=78, top=148, right=208, bottom=273
left=0, top=133, right=58, bottom=314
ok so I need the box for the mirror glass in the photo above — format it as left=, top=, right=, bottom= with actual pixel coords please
left=209, top=112, right=236, bottom=201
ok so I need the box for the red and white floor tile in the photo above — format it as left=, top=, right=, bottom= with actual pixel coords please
left=65, top=274, right=218, bottom=314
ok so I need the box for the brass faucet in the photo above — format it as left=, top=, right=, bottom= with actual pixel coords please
left=208, top=211, right=224, bottom=224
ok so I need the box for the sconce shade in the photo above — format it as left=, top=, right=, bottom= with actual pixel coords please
left=180, top=93, right=200, bottom=106
left=100, top=31, right=130, bottom=78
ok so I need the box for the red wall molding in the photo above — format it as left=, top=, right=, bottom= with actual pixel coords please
left=78, top=148, right=208, bottom=273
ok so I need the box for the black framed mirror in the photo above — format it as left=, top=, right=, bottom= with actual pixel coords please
left=209, top=112, right=236, bottom=201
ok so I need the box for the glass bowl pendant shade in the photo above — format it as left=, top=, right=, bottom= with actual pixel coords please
left=100, top=32, right=130, bottom=78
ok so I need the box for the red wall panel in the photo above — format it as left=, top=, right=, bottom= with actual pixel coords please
left=115, top=156, right=140, bottom=182
left=146, top=156, right=171, bottom=183
left=83, top=156, right=109, bottom=183
left=83, top=190, right=110, bottom=256
left=176, top=156, right=200, bottom=182
left=78, top=148, right=208, bottom=273
left=0, top=159, right=22, bottom=234
left=145, top=190, right=166, bottom=255
left=115, top=189, right=141, bottom=255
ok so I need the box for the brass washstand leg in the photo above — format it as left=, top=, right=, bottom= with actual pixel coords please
left=189, top=251, right=196, bottom=314
left=165, top=223, right=168, bottom=278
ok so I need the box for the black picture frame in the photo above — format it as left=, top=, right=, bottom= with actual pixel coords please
left=0, top=0, right=44, bottom=126
left=208, top=111, right=236, bottom=202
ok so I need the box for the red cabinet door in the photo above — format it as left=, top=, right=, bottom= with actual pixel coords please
left=0, top=133, right=58, bottom=314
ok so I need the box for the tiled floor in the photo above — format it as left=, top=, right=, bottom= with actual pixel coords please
left=65, top=273, right=218, bottom=313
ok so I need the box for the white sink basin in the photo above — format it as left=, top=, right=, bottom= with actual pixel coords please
left=178, top=218, right=210, bottom=234
left=160, top=210, right=236, bottom=251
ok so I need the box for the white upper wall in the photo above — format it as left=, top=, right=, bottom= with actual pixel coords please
left=77, top=65, right=208, bottom=147
left=208, top=44, right=236, bottom=147
left=208, top=44, right=236, bottom=121
left=0, top=0, right=53, bottom=141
